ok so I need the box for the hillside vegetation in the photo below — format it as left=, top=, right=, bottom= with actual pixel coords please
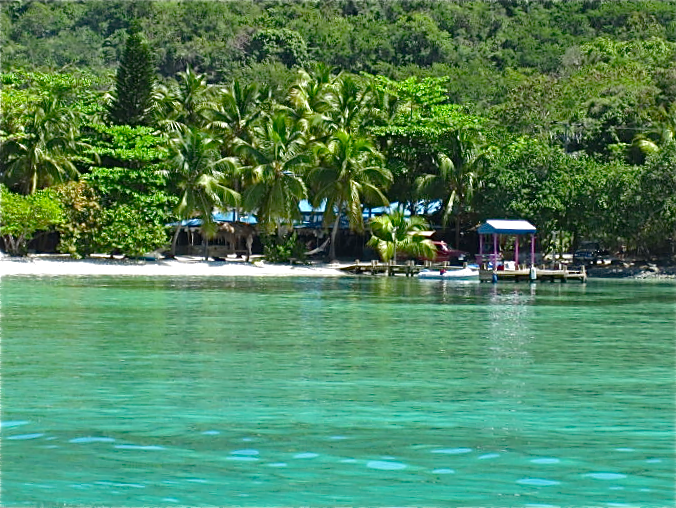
left=2, top=1, right=675, bottom=258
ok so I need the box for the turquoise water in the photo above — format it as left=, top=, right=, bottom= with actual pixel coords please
left=1, top=276, right=674, bottom=507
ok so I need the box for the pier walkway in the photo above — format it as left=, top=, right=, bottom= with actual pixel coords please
left=479, top=264, right=587, bottom=283
left=340, top=260, right=587, bottom=282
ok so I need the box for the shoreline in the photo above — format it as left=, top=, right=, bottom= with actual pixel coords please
left=0, top=254, right=347, bottom=278
left=1, top=254, right=675, bottom=280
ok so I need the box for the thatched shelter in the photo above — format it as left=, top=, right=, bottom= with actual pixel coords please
left=213, top=222, right=256, bottom=261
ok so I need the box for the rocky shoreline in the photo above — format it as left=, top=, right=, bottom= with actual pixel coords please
left=587, top=263, right=676, bottom=279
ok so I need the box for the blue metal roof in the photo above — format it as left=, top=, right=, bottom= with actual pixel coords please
left=478, top=219, right=537, bottom=235
left=167, top=212, right=258, bottom=227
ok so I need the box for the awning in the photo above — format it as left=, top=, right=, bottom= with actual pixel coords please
left=478, top=219, right=537, bottom=235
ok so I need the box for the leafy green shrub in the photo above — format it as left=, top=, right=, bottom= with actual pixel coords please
left=93, top=205, right=169, bottom=257
left=54, top=181, right=102, bottom=258
left=0, top=185, right=63, bottom=256
left=54, top=181, right=170, bottom=258
left=262, top=233, right=307, bottom=263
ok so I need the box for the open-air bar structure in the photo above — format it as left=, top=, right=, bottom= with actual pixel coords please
left=477, top=219, right=586, bottom=283
left=477, top=219, right=537, bottom=268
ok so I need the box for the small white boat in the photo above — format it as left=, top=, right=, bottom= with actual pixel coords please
left=417, top=266, right=480, bottom=280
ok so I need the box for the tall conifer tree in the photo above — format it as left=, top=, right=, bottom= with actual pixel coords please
left=109, top=21, right=155, bottom=126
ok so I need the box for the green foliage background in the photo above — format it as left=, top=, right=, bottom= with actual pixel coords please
left=2, top=0, right=676, bottom=258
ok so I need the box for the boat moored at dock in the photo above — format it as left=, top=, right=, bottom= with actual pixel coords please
left=417, top=266, right=479, bottom=280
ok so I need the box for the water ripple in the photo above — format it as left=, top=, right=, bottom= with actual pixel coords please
left=231, top=449, right=259, bottom=456
left=114, top=444, right=164, bottom=451
left=6, top=433, right=44, bottom=440
left=531, top=458, right=560, bottom=464
left=584, top=472, right=626, bottom=480
left=431, top=447, right=472, bottom=455
left=69, top=437, right=115, bottom=444
left=432, top=468, right=455, bottom=474
left=226, top=456, right=259, bottom=462
left=366, top=460, right=407, bottom=470
left=1, top=420, right=30, bottom=429
left=517, top=478, right=561, bottom=486
left=294, top=452, right=319, bottom=459
left=95, top=481, right=145, bottom=489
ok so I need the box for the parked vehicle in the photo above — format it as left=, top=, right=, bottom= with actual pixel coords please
left=573, top=241, right=610, bottom=265
left=420, top=241, right=469, bottom=264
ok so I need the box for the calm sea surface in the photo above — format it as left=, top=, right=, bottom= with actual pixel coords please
left=1, top=275, right=674, bottom=507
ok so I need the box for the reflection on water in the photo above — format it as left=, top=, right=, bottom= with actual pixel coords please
left=486, top=288, right=535, bottom=441
left=1, top=276, right=674, bottom=506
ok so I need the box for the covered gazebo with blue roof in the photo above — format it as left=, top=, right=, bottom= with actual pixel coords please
left=477, top=219, right=537, bottom=268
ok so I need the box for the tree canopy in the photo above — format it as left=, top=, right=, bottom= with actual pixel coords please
left=3, top=1, right=676, bottom=258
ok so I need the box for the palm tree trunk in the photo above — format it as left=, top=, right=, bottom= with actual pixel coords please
left=455, top=201, right=464, bottom=249
left=328, top=212, right=341, bottom=261
left=171, top=226, right=182, bottom=256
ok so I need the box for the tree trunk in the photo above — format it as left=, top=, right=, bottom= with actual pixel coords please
left=328, top=212, right=341, bottom=261
left=171, top=226, right=182, bottom=256
left=245, top=234, right=253, bottom=262
left=455, top=201, right=464, bottom=249
left=4, top=234, right=26, bottom=256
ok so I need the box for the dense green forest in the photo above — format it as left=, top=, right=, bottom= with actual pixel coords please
left=1, top=0, right=676, bottom=258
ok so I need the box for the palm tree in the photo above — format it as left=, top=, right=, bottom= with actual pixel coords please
left=207, top=80, right=270, bottom=221
left=367, top=210, right=436, bottom=263
left=310, top=130, right=391, bottom=260
left=168, top=127, right=240, bottom=256
left=287, top=64, right=338, bottom=142
left=327, top=74, right=372, bottom=134
left=416, top=128, right=487, bottom=249
left=1, top=95, right=83, bottom=194
left=153, top=66, right=216, bottom=132
left=208, top=80, right=269, bottom=149
left=237, top=111, right=310, bottom=233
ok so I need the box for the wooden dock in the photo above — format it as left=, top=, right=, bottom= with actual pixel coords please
left=340, top=260, right=587, bottom=283
left=479, top=265, right=587, bottom=283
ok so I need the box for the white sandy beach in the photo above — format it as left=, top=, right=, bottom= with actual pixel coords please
left=0, top=254, right=347, bottom=277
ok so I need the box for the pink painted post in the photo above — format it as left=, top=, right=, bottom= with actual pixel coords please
left=514, top=236, right=519, bottom=269
left=530, top=234, right=536, bottom=266
left=493, top=233, right=498, bottom=268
